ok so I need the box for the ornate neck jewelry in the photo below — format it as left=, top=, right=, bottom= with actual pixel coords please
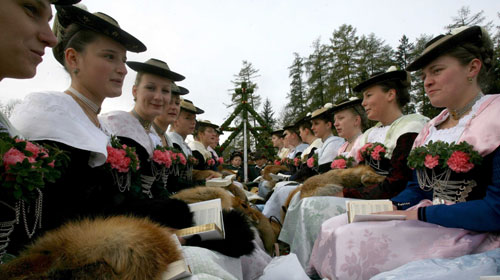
left=67, top=87, right=101, bottom=114
left=152, top=122, right=166, bottom=136
left=131, top=109, right=152, bottom=132
left=449, top=92, right=484, bottom=120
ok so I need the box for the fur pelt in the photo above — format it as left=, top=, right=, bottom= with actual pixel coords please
left=0, top=216, right=181, bottom=280
left=184, top=209, right=256, bottom=257
left=300, top=164, right=385, bottom=199
left=280, top=165, right=386, bottom=221
left=262, top=165, right=289, bottom=183
left=121, top=198, right=193, bottom=229
left=172, top=186, right=237, bottom=210
left=192, top=169, right=222, bottom=181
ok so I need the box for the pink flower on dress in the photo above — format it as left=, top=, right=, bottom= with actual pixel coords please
left=293, top=157, right=300, bottom=167
left=171, top=152, right=178, bottom=160
left=307, top=157, right=315, bottom=168
left=207, top=158, right=215, bottom=166
left=274, top=160, right=281, bottom=166
left=218, top=157, right=224, bottom=165
left=370, top=145, right=386, bottom=161
left=424, top=154, right=439, bottom=169
left=178, top=153, right=187, bottom=165
left=3, top=148, right=27, bottom=170
left=106, top=146, right=131, bottom=173
left=331, top=159, right=347, bottom=169
left=153, top=150, right=172, bottom=168
left=357, top=143, right=373, bottom=161
left=447, top=150, right=474, bottom=173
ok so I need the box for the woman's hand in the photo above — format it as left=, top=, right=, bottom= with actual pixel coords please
left=375, top=209, right=418, bottom=220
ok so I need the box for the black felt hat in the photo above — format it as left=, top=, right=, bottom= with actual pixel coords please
left=271, top=129, right=285, bottom=138
left=53, top=4, right=146, bottom=65
left=51, top=0, right=81, bottom=4
left=127, top=59, right=185, bottom=82
left=172, top=83, right=189, bottom=95
left=196, top=120, right=219, bottom=130
left=294, top=112, right=312, bottom=127
left=406, top=26, right=488, bottom=71
left=180, top=99, right=204, bottom=114
left=353, top=66, right=410, bottom=93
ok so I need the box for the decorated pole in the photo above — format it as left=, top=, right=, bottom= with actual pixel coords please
left=241, top=82, right=249, bottom=183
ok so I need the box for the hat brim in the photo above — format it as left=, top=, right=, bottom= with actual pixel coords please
left=173, top=86, right=189, bottom=95
left=353, top=70, right=409, bottom=92
left=333, top=98, right=363, bottom=113
left=271, top=129, right=284, bottom=137
left=311, top=107, right=334, bottom=120
left=55, top=5, right=146, bottom=56
left=51, top=0, right=81, bottom=4
left=294, top=115, right=311, bottom=127
left=197, top=121, right=219, bottom=129
left=406, top=26, right=482, bottom=71
left=182, top=107, right=204, bottom=115
left=126, top=61, right=185, bottom=82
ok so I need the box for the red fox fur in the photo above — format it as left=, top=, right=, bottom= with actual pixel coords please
left=172, top=186, right=279, bottom=254
left=280, top=165, right=386, bottom=221
left=0, top=216, right=182, bottom=280
left=262, top=165, right=289, bottom=183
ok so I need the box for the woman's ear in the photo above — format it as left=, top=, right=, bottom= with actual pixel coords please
left=467, top=58, right=482, bottom=80
left=386, top=88, right=397, bottom=103
left=132, top=85, right=138, bottom=101
left=64, top=48, right=79, bottom=74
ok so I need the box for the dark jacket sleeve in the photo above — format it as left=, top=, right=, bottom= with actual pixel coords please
left=343, top=132, right=418, bottom=199
left=192, top=150, right=206, bottom=170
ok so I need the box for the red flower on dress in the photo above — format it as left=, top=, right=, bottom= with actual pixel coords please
left=424, top=154, right=439, bottom=169
left=178, top=153, right=187, bottom=165
left=274, top=159, right=281, bottom=166
left=331, top=158, right=347, bottom=169
left=293, top=157, right=300, bottom=167
left=152, top=149, right=172, bottom=168
left=307, top=157, right=315, bottom=168
left=3, top=148, right=27, bottom=170
left=447, top=151, right=474, bottom=173
left=370, top=145, right=386, bottom=161
left=218, top=157, right=224, bottom=165
left=106, top=146, right=132, bottom=173
left=207, top=158, right=216, bottom=166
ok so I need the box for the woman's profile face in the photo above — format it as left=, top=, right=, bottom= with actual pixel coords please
left=156, top=94, right=180, bottom=125
left=421, top=55, right=470, bottom=109
left=361, top=85, right=391, bottom=122
left=334, top=109, right=360, bottom=139
left=71, top=35, right=128, bottom=100
left=0, top=0, right=57, bottom=80
left=200, top=127, right=217, bottom=147
left=133, top=73, right=172, bottom=121
left=311, top=119, right=331, bottom=139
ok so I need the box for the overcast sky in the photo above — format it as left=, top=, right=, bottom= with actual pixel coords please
left=0, top=0, right=498, bottom=136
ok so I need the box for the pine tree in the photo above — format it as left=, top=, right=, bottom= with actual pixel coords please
left=395, top=35, right=414, bottom=70
left=329, top=24, right=360, bottom=99
left=286, top=53, right=308, bottom=117
left=305, top=38, right=330, bottom=111
left=261, top=98, right=275, bottom=130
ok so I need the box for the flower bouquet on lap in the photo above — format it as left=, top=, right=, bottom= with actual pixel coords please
left=407, top=141, right=482, bottom=204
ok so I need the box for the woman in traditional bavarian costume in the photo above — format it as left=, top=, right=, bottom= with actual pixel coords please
left=309, top=26, right=500, bottom=280
left=100, top=58, right=185, bottom=198
left=9, top=5, right=196, bottom=256
left=280, top=68, right=428, bottom=269
left=333, top=97, right=366, bottom=156
left=153, top=83, right=189, bottom=148
left=0, top=0, right=80, bottom=260
left=188, top=119, right=220, bottom=171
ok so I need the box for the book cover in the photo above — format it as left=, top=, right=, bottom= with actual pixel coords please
left=346, top=199, right=404, bottom=223
left=162, top=234, right=192, bottom=280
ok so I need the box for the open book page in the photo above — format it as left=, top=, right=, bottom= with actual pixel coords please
left=206, top=174, right=234, bottom=187
left=162, top=234, right=192, bottom=280
left=176, top=198, right=225, bottom=240
left=346, top=199, right=405, bottom=223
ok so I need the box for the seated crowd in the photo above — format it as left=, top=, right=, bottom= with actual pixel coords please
left=0, top=1, right=498, bottom=279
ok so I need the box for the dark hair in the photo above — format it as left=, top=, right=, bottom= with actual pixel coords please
left=298, top=121, right=313, bottom=133
left=378, top=80, right=410, bottom=108
left=311, top=112, right=333, bottom=129
left=56, top=24, right=100, bottom=72
left=444, top=39, right=494, bottom=92
left=230, top=152, right=243, bottom=162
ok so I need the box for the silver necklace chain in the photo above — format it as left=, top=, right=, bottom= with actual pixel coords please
left=449, top=92, right=484, bottom=120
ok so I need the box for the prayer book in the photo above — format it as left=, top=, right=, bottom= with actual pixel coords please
left=176, top=198, right=225, bottom=241
left=162, top=234, right=192, bottom=280
left=205, top=174, right=236, bottom=187
left=346, top=199, right=406, bottom=223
